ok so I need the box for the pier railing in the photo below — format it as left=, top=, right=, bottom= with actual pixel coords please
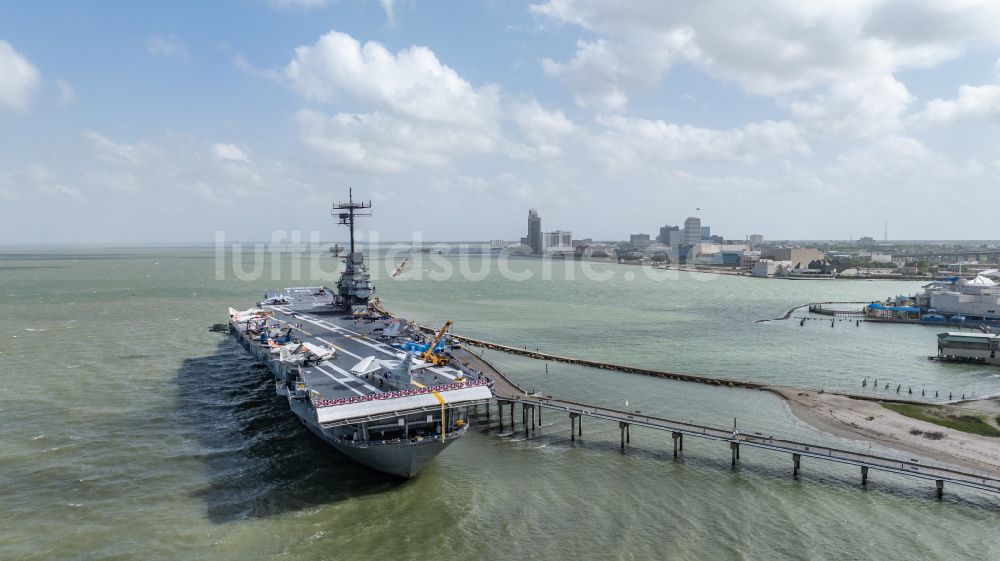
left=808, top=304, right=866, bottom=317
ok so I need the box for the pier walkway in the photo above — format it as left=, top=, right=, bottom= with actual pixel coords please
left=454, top=349, right=1000, bottom=499
left=808, top=304, right=866, bottom=317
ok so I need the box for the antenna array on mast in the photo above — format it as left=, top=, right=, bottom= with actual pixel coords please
left=331, top=188, right=372, bottom=255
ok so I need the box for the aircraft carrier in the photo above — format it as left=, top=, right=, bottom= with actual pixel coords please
left=227, top=191, right=493, bottom=478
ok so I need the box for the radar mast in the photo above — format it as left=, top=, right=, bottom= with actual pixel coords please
left=332, top=188, right=372, bottom=255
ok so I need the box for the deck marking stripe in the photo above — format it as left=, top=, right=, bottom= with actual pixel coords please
left=311, top=364, right=365, bottom=396
left=317, top=361, right=381, bottom=393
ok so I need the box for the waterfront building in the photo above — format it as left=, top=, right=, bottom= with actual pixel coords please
left=583, top=244, right=615, bottom=258
left=684, top=217, right=701, bottom=245
left=867, top=275, right=1000, bottom=325
left=542, top=230, right=574, bottom=255
left=749, top=234, right=764, bottom=246
left=527, top=209, right=542, bottom=254
left=701, top=226, right=711, bottom=240
left=937, top=332, right=1000, bottom=364
left=683, top=243, right=749, bottom=266
left=919, top=276, right=1000, bottom=321
left=759, top=247, right=826, bottom=269
left=630, top=233, right=652, bottom=248
left=710, top=248, right=753, bottom=267
left=740, top=251, right=761, bottom=268
left=658, top=225, right=679, bottom=245
left=752, top=260, right=793, bottom=277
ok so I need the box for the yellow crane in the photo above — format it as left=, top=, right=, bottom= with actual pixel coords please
left=420, top=320, right=453, bottom=366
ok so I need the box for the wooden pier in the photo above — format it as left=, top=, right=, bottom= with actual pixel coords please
left=455, top=349, right=1000, bottom=499
left=807, top=304, right=866, bottom=317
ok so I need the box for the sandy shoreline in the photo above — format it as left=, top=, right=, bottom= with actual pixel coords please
left=772, top=387, right=1000, bottom=476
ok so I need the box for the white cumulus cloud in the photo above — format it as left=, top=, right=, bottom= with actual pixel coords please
left=589, top=116, right=810, bottom=169
left=786, top=75, right=914, bottom=137
left=542, top=30, right=697, bottom=111
left=297, top=109, right=497, bottom=173
left=0, top=40, right=41, bottom=111
left=212, top=143, right=252, bottom=165
left=911, top=84, right=1000, bottom=126
left=531, top=0, right=1000, bottom=135
left=285, top=30, right=510, bottom=173
left=507, top=100, right=577, bottom=161
left=284, top=30, right=500, bottom=127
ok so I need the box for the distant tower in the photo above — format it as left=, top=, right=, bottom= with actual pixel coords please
left=527, top=209, right=542, bottom=254
left=884, top=219, right=888, bottom=242
left=683, top=217, right=701, bottom=245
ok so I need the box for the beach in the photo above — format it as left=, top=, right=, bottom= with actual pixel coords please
left=776, top=388, right=1000, bottom=476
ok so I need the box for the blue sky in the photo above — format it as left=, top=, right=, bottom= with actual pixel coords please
left=2, top=1, right=1000, bottom=243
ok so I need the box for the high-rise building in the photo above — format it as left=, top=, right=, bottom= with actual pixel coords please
left=658, top=225, right=679, bottom=244
left=527, top=209, right=542, bottom=254
left=684, top=217, right=701, bottom=245
left=748, top=234, right=764, bottom=246
left=700, top=226, right=711, bottom=240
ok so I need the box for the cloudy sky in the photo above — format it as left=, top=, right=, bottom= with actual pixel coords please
left=2, top=1, right=999, bottom=244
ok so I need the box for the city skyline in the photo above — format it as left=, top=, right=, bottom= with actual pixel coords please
left=3, top=2, right=1000, bottom=243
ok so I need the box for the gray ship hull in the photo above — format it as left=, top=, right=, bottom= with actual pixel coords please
left=300, top=415, right=466, bottom=478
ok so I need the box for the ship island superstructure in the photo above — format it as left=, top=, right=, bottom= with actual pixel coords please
left=227, top=191, right=493, bottom=478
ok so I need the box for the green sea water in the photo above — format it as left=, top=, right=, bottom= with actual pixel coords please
left=1, top=246, right=998, bottom=561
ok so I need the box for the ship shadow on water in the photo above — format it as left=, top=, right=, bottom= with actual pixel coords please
left=176, top=339, right=401, bottom=523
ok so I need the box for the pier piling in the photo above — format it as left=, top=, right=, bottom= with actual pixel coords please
left=793, top=453, right=801, bottom=478
left=619, top=422, right=628, bottom=449
left=570, top=413, right=578, bottom=441
left=936, top=480, right=944, bottom=498
left=672, top=432, right=683, bottom=457
left=731, top=442, right=741, bottom=466
left=861, top=466, right=869, bottom=486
